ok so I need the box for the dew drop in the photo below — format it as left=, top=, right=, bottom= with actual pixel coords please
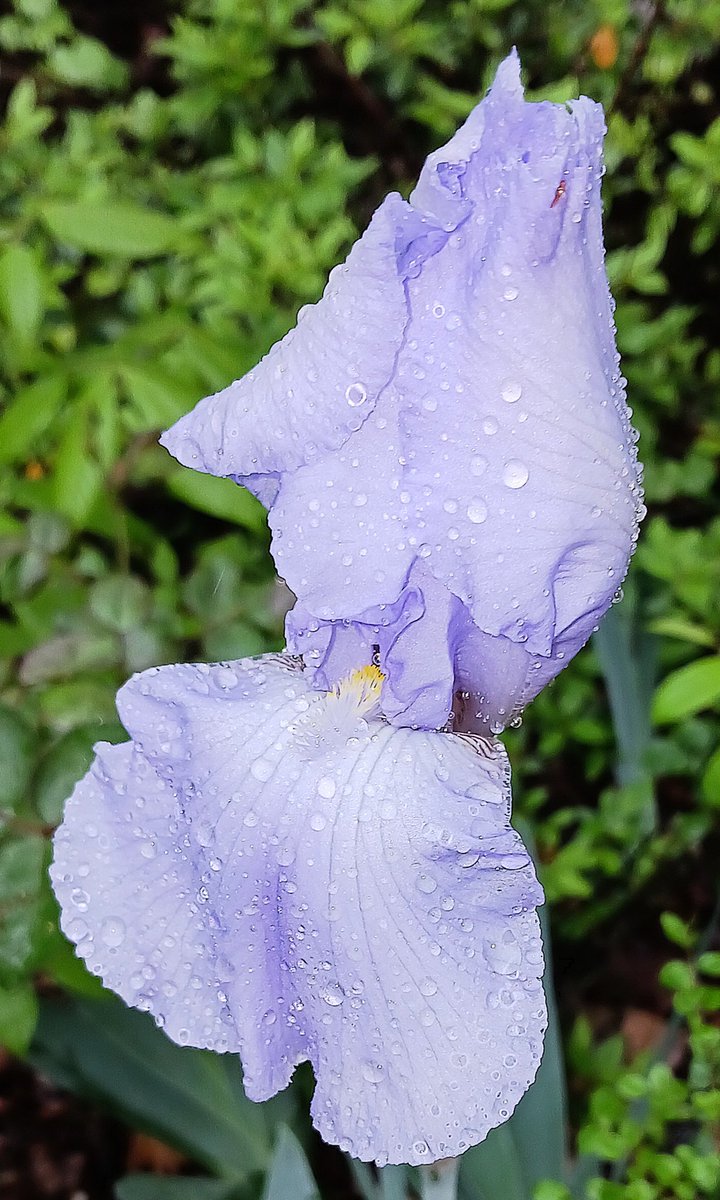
left=501, top=380, right=522, bottom=404
left=502, top=460, right=529, bottom=489
left=467, top=500, right=488, bottom=524
left=345, top=382, right=367, bottom=407
left=100, top=917, right=126, bottom=948
left=416, top=872, right=438, bottom=895
left=321, top=982, right=345, bottom=1007
left=250, top=758, right=273, bottom=782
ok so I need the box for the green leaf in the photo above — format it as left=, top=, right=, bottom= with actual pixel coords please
left=116, top=1177, right=242, bottom=1200
left=0, top=981, right=39, bottom=1054
left=52, top=406, right=102, bottom=525
left=660, top=912, right=696, bottom=951
left=701, top=746, right=720, bottom=808
left=167, top=468, right=268, bottom=533
left=0, top=836, right=46, bottom=976
left=89, top=576, right=151, bottom=633
left=34, top=725, right=114, bottom=824
left=698, top=952, right=720, bottom=978
left=31, top=995, right=294, bottom=1180
left=0, top=376, right=66, bottom=463
left=262, top=1127, right=319, bottom=1200
left=0, top=704, right=34, bottom=811
left=121, top=364, right=197, bottom=430
left=40, top=202, right=178, bottom=258
left=652, top=656, right=720, bottom=723
left=48, top=35, right=129, bottom=91
left=594, top=594, right=656, bottom=790
left=0, top=243, right=43, bottom=340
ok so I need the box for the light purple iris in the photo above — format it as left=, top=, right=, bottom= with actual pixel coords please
left=51, top=53, right=641, bottom=1167
left=161, top=51, right=643, bottom=733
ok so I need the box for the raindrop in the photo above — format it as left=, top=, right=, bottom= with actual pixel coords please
left=251, top=758, right=273, bottom=782
left=100, top=917, right=126, bottom=948
left=467, top=500, right=488, bottom=524
left=321, top=982, right=345, bottom=1007
left=483, top=929, right=522, bottom=975
left=503, top=460, right=529, bottom=489
left=345, top=383, right=367, bottom=407
left=501, top=380, right=522, bottom=404
left=416, top=872, right=438, bottom=894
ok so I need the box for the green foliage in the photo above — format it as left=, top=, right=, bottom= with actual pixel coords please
left=0, top=0, right=718, bottom=1197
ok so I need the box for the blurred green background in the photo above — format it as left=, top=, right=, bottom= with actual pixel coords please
left=0, top=1, right=719, bottom=1197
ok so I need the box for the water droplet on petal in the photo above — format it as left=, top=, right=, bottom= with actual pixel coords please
left=321, top=982, right=345, bottom=1007
left=251, top=758, right=273, bottom=782
left=467, top=500, right=488, bottom=524
left=100, top=917, right=126, bottom=948
left=501, top=380, right=522, bottom=403
left=345, top=382, right=368, bottom=407
left=503, top=460, right=529, bottom=489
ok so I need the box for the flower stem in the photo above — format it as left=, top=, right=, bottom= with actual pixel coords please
left=418, top=1158, right=460, bottom=1200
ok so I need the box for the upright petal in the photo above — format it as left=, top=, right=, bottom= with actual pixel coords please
left=52, top=655, right=545, bottom=1165
left=161, top=55, right=642, bottom=730
left=159, top=194, right=413, bottom=491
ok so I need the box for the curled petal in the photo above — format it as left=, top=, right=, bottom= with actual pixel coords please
left=160, top=194, right=413, bottom=489
left=53, top=655, right=545, bottom=1165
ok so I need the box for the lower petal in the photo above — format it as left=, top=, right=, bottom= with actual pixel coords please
left=53, top=655, right=546, bottom=1165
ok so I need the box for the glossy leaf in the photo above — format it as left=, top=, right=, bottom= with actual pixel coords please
left=30, top=994, right=295, bottom=1180
left=261, top=1127, right=320, bottom=1200
left=652, top=655, right=720, bottom=723
left=41, top=202, right=179, bottom=258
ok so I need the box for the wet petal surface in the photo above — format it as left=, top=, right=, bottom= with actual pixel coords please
left=52, top=655, right=545, bottom=1165
left=161, top=53, right=642, bottom=731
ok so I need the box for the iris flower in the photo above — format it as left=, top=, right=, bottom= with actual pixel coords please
left=51, top=53, right=641, bottom=1167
